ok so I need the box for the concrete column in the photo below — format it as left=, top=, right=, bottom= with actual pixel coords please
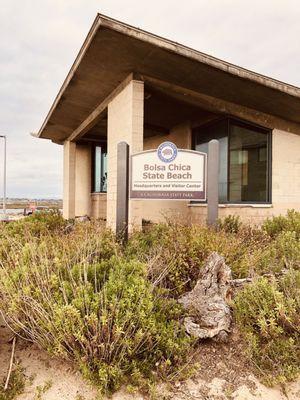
left=107, top=79, right=144, bottom=231
left=63, top=140, right=76, bottom=219
left=75, top=144, right=91, bottom=217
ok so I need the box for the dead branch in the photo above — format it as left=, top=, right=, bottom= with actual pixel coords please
left=4, top=336, right=16, bottom=391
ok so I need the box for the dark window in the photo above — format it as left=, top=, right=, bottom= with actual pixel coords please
left=92, top=145, right=107, bottom=193
left=193, top=118, right=271, bottom=203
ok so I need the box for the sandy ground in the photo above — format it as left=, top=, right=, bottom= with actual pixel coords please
left=0, top=320, right=98, bottom=400
left=0, top=320, right=299, bottom=400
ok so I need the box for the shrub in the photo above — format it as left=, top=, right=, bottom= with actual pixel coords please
left=1, top=211, right=299, bottom=393
left=126, top=223, right=203, bottom=295
left=234, top=270, right=300, bottom=384
left=218, top=215, right=242, bottom=234
left=0, top=219, right=115, bottom=267
left=126, top=222, right=268, bottom=296
left=0, top=225, right=190, bottom=393
left=256, top=231, right=300, bottom=274
left=0, top=210, right=67, bottom=243
left=262, top=209, right=300, bottom=239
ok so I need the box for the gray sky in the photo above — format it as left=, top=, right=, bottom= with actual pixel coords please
left=0, top=0, right=299, bottom=198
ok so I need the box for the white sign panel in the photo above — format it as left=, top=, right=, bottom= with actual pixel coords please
left=130, top=141, right=207, bottom=200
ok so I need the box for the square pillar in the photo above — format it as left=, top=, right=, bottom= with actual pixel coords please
left=75, top=144, right=91, bottom=217
left=63, top=140, right=76, bottom=219
left=107, top=79, right=144, bottom=231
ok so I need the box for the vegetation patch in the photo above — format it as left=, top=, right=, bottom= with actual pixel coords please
left=0, top=213, right=190, bottom=393
left=126, top=221, right=270, bottom=295
left=34, top=379, right=53, bottom=400
left=262, top=209, right=300, bottom=239
left=0, top=365, right=26, bottom=400
left=234, top=270, right=300, bottom=385
left=0, top=210, right=299, bottom=392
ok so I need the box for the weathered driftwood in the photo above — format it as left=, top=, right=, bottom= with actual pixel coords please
left=229, top=271, right=287, bottom=289
left=178, top=252, right=232, bottom=341
left=229, top=277, right=253, bottom=288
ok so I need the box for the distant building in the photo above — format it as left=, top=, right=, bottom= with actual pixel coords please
left=36, top=14, right=300, bottom=228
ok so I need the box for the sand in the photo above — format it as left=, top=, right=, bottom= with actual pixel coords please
left=0, top=321, right=299, bottom=400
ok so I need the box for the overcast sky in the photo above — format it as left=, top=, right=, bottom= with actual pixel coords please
left=0, top=0, right=299, bottom=198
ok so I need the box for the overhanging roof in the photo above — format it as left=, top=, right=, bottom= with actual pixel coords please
left=37, top=13, right=300, bottom=142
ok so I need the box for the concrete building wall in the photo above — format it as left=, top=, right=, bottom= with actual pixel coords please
left=107, top=79, right=144, bottom=231
left=91, top=193, right=107, bottom=219
left=188, top=128, right=300, bottom=225
left=75, top=144, right=91, bottom=217
left=126, top=124, right=300, bottom=226
left=272, top=129, right=300, bottom=210
left=64, top=115, right=300, bottom=226
left=63, top=142, right=92, bottom=219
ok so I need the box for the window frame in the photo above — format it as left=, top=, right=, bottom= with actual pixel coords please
left=91, top=142, right=107, bottom=194
left=192, top=116, right=272, bottom=205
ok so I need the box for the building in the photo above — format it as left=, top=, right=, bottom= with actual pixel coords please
left=36, top=13, right=300, bottom=229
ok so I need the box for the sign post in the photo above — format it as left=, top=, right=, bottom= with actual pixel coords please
left=116, top=141, right=129, bottom=242
left=115, top=139, right=218, bottom=239
left=207, top=139, right=219, bottom=227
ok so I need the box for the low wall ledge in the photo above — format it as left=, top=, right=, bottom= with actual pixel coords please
left=188, top=203, right=273, bottom=209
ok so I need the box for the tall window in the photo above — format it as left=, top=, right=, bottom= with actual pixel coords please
left=92, top=145, right=107, bottom=193
left=193, top=118, right=271, bottom=203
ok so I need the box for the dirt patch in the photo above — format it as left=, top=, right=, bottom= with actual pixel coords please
left=151, top=328, right=300, bottom=400
left=194, top=328, right=256, bottom=389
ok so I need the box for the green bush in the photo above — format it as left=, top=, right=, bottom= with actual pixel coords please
left=256, top=231, right=300, bottom=274
left=218, top=215, right=242, bottom=234
left=0, top=225, right=190, bottom=393
left=126, top=223, right=202, bottom=295
left=234, top=270, right=300, bottom=384
left=0, top=210, right=67, bottom=243
left=1, top=210, right=300, bottom=393
left=0, top=219, right=115, bottom=267
left=126, top=222, right=269, bottom=295
left=262, top=209, right=300, bottom=239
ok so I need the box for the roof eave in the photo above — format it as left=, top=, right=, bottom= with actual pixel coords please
left=37, top=13, right=300, bottom=139
left=37, top=14, right=102, bottom=138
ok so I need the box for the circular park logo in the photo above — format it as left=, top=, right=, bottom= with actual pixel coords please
left=157, top=141, right=178, bottom=163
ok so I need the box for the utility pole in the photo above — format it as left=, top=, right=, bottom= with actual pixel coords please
left=0, top=135, right=7, bottom=220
